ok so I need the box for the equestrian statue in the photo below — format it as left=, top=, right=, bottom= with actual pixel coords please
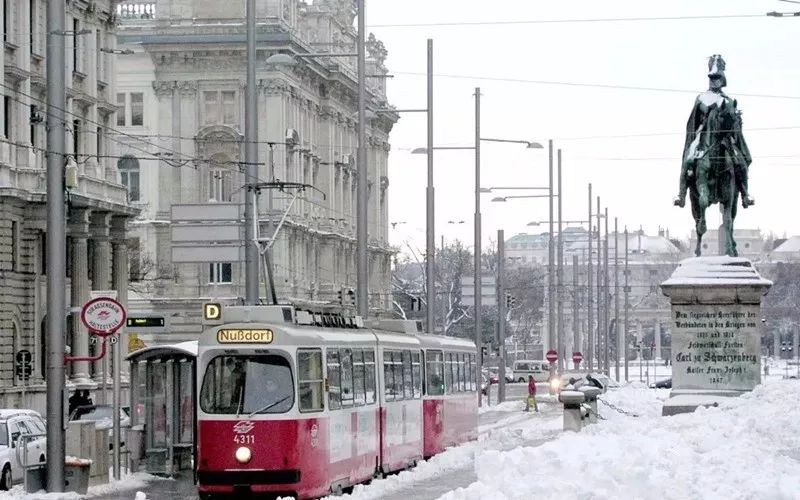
left=674, top=54, right=754, bottom=257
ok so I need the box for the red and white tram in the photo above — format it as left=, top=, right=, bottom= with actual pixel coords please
left=196, top=305, right=477, bottom=499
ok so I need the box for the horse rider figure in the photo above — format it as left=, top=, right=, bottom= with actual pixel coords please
left=674, top=54, right=754, bottom=210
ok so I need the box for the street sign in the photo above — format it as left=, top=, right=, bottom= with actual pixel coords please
left=15, top=349, right=32, bottom=380
left=81, top=297, right=127, bottom=337
left=546, top=349, right=558, bottom=363
left=572, top=351, right=584, bottom=364
left=90, top=290, right=118, bottom=300
left=15, top=364, right=32, bottom=379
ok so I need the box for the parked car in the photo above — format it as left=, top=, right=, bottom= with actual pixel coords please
left=650, top=378, right=672, bottom=389
left=555, top=373, right=620, bottom=394
left=69, top=405, right=131, bottom=449
left=0, top=409, right=47, bottom=490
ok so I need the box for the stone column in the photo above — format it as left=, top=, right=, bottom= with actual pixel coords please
left=84, top=16, right=99, bottom=178
left=111, top=217, right=129, bottom=381
left=90, top=212, right=112, bottom=391
left=69, top=209, right=92, bottom=385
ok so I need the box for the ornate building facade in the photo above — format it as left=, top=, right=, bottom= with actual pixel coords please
left=0, top=0, right=137, bottom=410
left=116, top=0, right=396, bottom=343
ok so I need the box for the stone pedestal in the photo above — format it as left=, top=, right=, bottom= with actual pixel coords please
left=660, top=256, right=771, bottom=416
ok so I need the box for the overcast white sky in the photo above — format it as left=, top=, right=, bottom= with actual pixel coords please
left=366, top=0, right=800, bottom=254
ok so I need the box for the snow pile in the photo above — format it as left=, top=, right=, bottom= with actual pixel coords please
left=440, top=381, right=800, bottom=500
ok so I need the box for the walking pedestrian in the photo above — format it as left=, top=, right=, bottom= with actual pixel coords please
left=525, top=375, right=539, bottom=412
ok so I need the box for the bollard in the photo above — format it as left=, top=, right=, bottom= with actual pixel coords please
left=559, top=390, right=586, bottom=432
left=580, top=386, right=603, bottom=424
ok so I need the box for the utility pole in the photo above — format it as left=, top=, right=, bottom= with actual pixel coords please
left=604, top=207, right=610, bottom=376
left=46, top=0, right=67, bottom=490
left=426, top=39, right=435, bottom=334
left=596, top=196, right=602, bottom=373
left=587, top=184, right=593, bottom=371
left=624, top=226, right=630, bottom=382
left=573, top=254, right=579, bottom=369
left=474, top=87, right=483, bottom=407
left=547, top=140, right=555, bottom=378
left=356, top=0, right=369, bottom=317
left=556, top=150, right=564, bottom=372
left=614, top=217, right=620, bottom=381
left=497, top=229, right=506, bottom=403
left=244, top=0, right=259, bottom=305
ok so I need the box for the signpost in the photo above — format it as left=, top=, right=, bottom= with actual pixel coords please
left=572, top=351, right=583, bottom=369
left=77, top=296, right=126, bottom=480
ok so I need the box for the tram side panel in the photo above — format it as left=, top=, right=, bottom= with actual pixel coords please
left=377, top=341, right=424, bottom=473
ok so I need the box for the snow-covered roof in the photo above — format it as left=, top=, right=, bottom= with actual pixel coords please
left=772, top=236, right=800, bottom=253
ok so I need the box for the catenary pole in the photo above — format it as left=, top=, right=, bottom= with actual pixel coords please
left=587, top=184, right=593, bottom=371
left=474, top=87, right=482, bottom=407
left=624, top=226, right=630, bottom=382
left=547, top=140, right=555, bottom=377
left=604, top=207, right=610, bottom=376
left=426, top=39, right=435, bottom=334
left=356, top=0, right=369, bottom=316
left=614, top=217, right=620, bottom=381
left=46, top=0, right=67, bottom=490
left=556, top=150, right=564, bottom=372
left=244, top=0, right=259, bottom=304
left=497, top=229, right=506, bottom=402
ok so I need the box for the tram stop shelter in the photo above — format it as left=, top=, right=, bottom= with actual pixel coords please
left=127, top=341, right=198, bottom=476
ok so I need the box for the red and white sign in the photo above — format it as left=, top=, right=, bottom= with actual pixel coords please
left=80, top=297, right=126, bottom=337
left=546, top=349, right=558, bottom=363
left=572, top=351, right=584, bottom=364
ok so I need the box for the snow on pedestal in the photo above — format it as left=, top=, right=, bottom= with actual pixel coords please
left=660, top=256, right=772, bottom=416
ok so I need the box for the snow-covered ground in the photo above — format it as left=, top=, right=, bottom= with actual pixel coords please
left=440, top=380, right=800, bottom=500
left=0, top=471, right=166, bottom=500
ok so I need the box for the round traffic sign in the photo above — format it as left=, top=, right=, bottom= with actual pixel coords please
left=81, top=297, right=126, bottom=337
left=572, top=351, right=584, bottom=363
left=546, top=349, right=558, bottom=363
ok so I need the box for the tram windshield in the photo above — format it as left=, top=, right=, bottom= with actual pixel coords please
left=200, top=355, right=294, bottom=415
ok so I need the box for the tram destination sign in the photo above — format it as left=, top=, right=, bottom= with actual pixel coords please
left=217, top=329, right=274, bottom=344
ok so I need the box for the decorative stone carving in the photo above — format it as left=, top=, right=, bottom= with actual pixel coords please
left=152, top=80, right=176, bottom=97
left=324, top=0, right=356, bottom=27
left=195, top=125, right=242, bottom=161
left=366, top=33, right=388, bottom=66
left=178, top=81, right=198, bottom=98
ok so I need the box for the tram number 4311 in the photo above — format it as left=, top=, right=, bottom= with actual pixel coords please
left=233, top=434, right=255, bottom=444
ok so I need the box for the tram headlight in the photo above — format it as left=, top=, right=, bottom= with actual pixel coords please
left=235, top=446, right=252, bottom=464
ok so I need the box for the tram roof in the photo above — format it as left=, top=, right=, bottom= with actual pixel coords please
left=127, top=340, right=199, bottom=362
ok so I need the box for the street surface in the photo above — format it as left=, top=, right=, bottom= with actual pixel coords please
left=92, top=383, right=560, bottom=500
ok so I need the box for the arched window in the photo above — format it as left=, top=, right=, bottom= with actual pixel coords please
left=118, top=155, right=140, bottom=201
left=208, top=154, right=232, bottom=202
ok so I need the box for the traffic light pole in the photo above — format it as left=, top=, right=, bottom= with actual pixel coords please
left=497, top=229, right=506, bottom=403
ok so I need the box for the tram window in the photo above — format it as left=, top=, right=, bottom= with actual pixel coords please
left=425, top=350, right=444, bottom=396
left=327, top=349, right=342, bottom=410
left=459, top=354, right=466, bottom=392
left=444, top=353, right=453, bottom=394
left=364, top=349, right=376, bottom=404
left=466, top=354, right=474, bottom=391
left=402, top=350, right=413, bottom=399
left=383, top=350, right=395, bottom=402
left=352, top=349, right=366, bottom=406
left=411, top=351, right=422, bottom=399
left=341, top=348, right=355, bottom=408
left=199, top=355, right=294, bottom=415
left=392, top=351, right=404, bottom=401
left=298, top=349, right=324, bottom=412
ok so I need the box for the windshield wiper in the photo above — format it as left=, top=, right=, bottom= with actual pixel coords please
left=247, top=396, right=290, bottom=418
